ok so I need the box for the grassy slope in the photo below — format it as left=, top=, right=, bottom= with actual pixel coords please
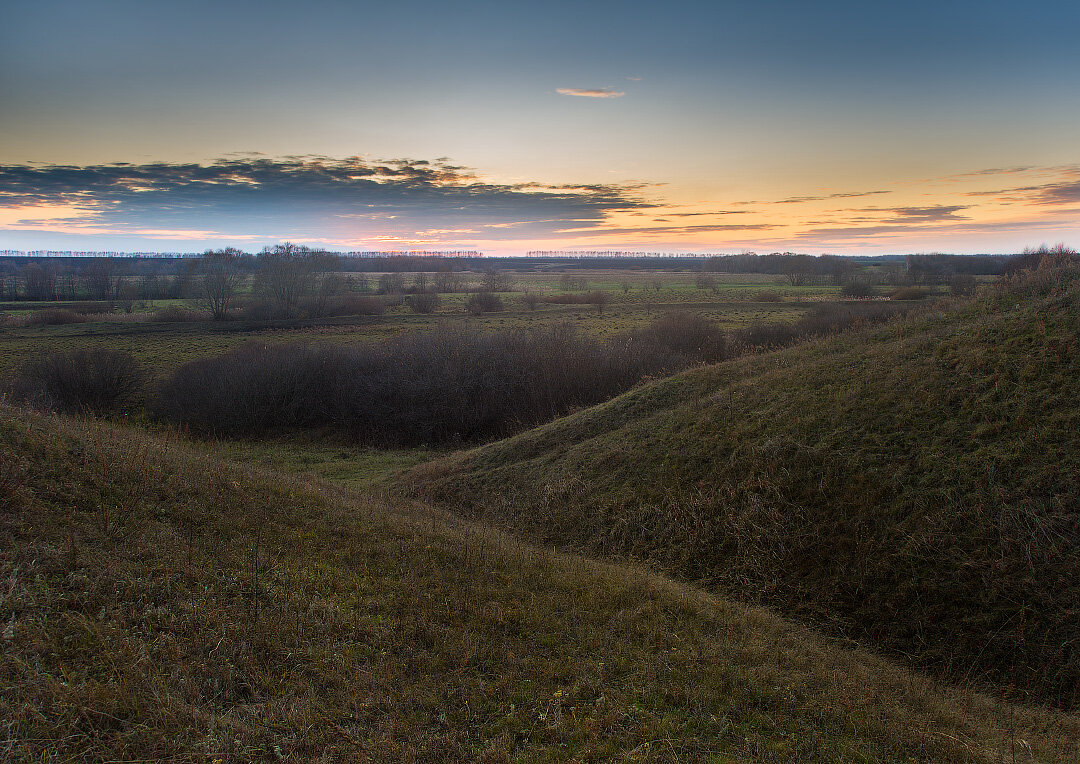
left=3, top=407, right=1079, bottom=761
left=407, top=268, right=1080, bottom=709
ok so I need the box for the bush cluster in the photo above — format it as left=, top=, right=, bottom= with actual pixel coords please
left=25, top=308, right=88, bottom=326
left=8, top=350, right=146, bottom=414
left=734, top=303, right=903, bottom=351
left=153, top=325, right=676, bottom=444
left=7, top=304, right=910, bottom=441
left=890, top=286, right=930, bottom=301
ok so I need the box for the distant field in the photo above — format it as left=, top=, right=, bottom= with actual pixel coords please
left=0, top=270, right=876, bottom=377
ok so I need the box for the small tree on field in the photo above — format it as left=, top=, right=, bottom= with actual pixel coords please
left=950, top=274, right=977, bottom=297
left=466, top=291, right=503, bottom=314
left=408, top=292, right=439, bottom=313
left=434, top=267, right=461, bottom=293
left=378, top=273, right=405, bottom=294
left=481, top=268, right=512, bottom=292
left=695, top=273, right=718, bottom=293
left=586, top=290, right=610, bottom=314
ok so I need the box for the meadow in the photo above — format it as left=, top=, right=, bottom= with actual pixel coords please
left=0, top=267, right=905, bottom=486
left=9, top=253, right=1072, bottom=761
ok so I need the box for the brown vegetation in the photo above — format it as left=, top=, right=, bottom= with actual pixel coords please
left=407, top=266, right=1080, bottom=709
left=2, top=403, right=1079, bottom=760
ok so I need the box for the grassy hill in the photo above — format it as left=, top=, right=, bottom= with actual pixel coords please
left=407, top=266, right=1080, bottom=710
left=4, top=405, right=1080, bottom=760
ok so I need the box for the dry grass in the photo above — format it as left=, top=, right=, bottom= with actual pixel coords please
left=2, top=403, right=1078, bottom=760
left=406, top=267, right=1080, bottom=710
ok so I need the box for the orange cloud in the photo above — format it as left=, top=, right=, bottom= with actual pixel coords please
left=556, top=88, right=625, bottom=98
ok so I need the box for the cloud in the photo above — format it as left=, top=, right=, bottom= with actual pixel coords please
left=556, top=87, right=625, bottom=98
left=888, top=205, right=970, bottom=222
left=561, top=223, right=776, bottom=236
left=774, top=190, right=892, bottom=204
left=728, top=189, right=893, bottom=206
left=0, top=155, right=654, bottom=244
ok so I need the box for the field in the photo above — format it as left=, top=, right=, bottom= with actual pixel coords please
left=8, top=256, right=1072, bottom=761
left=0, top=270, right=895, bottom=378
left=0, top=269, right=892, bottom=487
left=3, top=401, right=1078, bottom=761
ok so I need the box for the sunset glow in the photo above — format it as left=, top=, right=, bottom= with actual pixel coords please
left=3, top=0, right=1079, bottom=254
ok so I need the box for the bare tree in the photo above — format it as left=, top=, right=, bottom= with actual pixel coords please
left=85, top=258, right=119, bottom=300
left=433, top=267, right=461, bottom=293
left=481, top=268, right=513, bottom=292
left=22, top=263, right=58, bottom=301
left=199, top=248, right=244, bottom=320
left=256, top=243, right=325, bottom=318
left=586, top=290, right=610, bottom=314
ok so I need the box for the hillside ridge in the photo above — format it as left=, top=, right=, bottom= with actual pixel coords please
left=406, top=267, right=1080, bottom=709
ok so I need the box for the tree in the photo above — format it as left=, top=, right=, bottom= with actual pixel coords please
left=586, top=290, right=610, bottom=314
left=411, top=272, right=430, bottom=294
left=256, top=243, right=325, bottom=318
left=22, top=263, right=57, bottom=301
left=378, top=273, right=405, bottom=294
left=199, top=248, right=244, bottom=320
left=85, top=258, right=119, bottom=300
left=433, top=267, right=461, bottom=293
left=481, top=268, right=512, bottom=293
left=781, top=254, right=812, bottom=287
left=694, top=272, right=717, bottom=293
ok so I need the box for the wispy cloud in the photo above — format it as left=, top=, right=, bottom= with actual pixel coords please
left=888, top=205, right=970, bottom=222
left=556, top=87, right=625, bottom=98
left=775, top=190, right=893, bottom=205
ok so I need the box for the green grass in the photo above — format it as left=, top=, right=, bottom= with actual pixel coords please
left=404, top=267, right=1080, bottom=709
left=212, top=435, right=441, bottom=490
left=0, top=270, right=853, bottom=378
left=2, top=402, right=1078, bottom=761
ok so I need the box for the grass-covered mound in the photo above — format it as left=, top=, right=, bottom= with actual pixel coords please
left=3, top=405, right=1079, bottom=760
left=407, top=267, right=1080, bottom=709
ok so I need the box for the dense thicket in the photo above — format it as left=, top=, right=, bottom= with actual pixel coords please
left=152, top=324, right=691, bottom=444
left=8, top=349, right=146, bottom=414
left=153, top=304, right=905, bottom=445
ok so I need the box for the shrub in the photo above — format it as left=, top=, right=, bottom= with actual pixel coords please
left=890, top=286, right=930, bottom=301
left=408, top=293, right=440, bottom=314
left=465, top=291, right=504, bottom=314
left=25, top=308, right=87, bottom=326
left=949, top=274, right=977, bottom=297
left=155, top=319, right=731, bottom=445
left=735, top=302, right=904, bottom=351
left=152, top=305, right=204, bottom=322
left=543, top=294, right=584, bottom=304
left=522, top=292, right=541, bottom=310
left=321, top=294, right=386, bottom=317
left=154, top=305, right=908, bottom=446
left=1002, top=244, right=1080, bottom=276
left=630, top=312, right=728, bottom=364
left=840, top=279, right=878, bottom=298
left=67, top=301, right=113, bottom=314
left=10, top=349, right=146, bottom=414
left=754, top=290, right=783, bottom=302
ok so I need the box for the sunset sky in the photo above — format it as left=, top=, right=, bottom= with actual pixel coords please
left=3, top=0, right=1080, bottom=254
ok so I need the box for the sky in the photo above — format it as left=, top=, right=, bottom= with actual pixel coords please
left=2, top=0, right=1080, bottom=255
